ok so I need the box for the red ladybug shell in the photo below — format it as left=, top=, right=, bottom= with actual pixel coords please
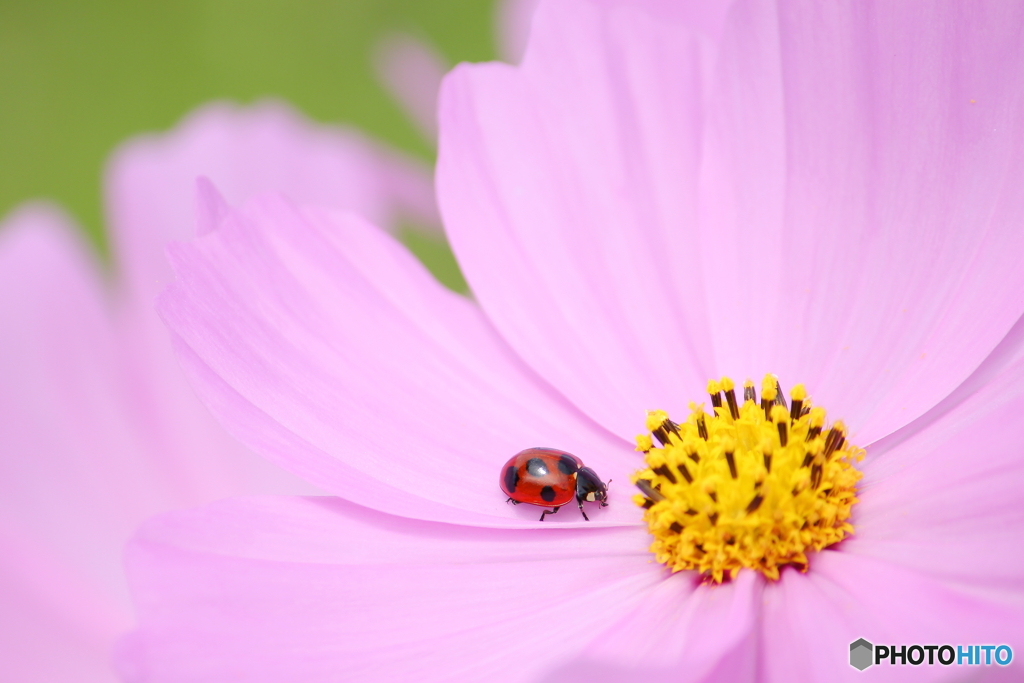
left=500, top=447, right=583, bottom=508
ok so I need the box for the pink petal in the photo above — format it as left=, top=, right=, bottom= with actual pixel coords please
left=847, top=354, right=1024, bottom=589
left=700, top=0, right=1024, bottom=446
left=0, top=531, right=122, bottom=683
left=494, top=0, right=540, bottom=64
left=106, top=100, right=439, bottom=308
left=118, top=495, right=658, bottom=682
left=0, top=206, right=130, bottom=681
left=374, top=33, right=448, bottom=141
left=0, top=203, right=308, bottom=678
left=3, top=98, right=441, bottom=678
left=866, top=308, right=1024, bottom=458
left=438, top=0, right=1024, bottom=445
left=159, top=192, right=638, bottom=527
left=439, top=0, right=722, bottom=441
left=761, top=551, right=1024, bottom=682
left=495, top=0, right=732, bottom=64
left=539, top=570, right=761, bottom=683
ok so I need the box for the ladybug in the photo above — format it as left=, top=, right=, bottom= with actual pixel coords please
left=500, top=447, right=609, bottom=521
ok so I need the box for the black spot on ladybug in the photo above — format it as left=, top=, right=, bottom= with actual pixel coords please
left=540, top=486, right=556, bottom=502
left=526, top=458, right=549, bottom=477
left=504, top=465, right=519, bottom=493
left=557, top=455, right=578, bottom=475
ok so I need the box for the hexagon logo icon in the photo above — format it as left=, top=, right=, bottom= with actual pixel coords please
left=850, top=638, right=874, bottom=671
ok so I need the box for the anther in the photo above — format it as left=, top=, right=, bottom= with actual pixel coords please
left=635, top=478, right=666, bottom=502
left=653, top=421, right=680, bottom=447
left=721, top=377, right=740, bottom=420
left=677, top=460, right=693, bottom=483
left=743, top=379, right=757, bottom=404
left=669, top=521, right=683, bottom=533
left=652, top=464, right=677, bottom=485
left=805, top=407, right=826, bottom=441
left=772, top=405, right=789, bottom=447
left=823, top=422, right=847, bottom=459
left=801, top=441, right=819, bottom=468
left=725, top=450, right=737, bottom=479
left=790, top=384, right=807, bottom=422
left=703, top=480, right=718, bottom=502
left=774, top=378, right=788, bottom=409
left=761, top=376, right=777, bottom=419
left=696, top=413, right=708, bottom=441
left=647, top=410, right=681, bottom=447
left=746, top=494, right=764, bottom=514
left=708, top=380, right=723, bottom=411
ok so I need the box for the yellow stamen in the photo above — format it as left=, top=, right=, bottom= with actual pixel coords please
left=635, top=434, right=654, bottom=453
left=632, top=374, right=864, bottom=583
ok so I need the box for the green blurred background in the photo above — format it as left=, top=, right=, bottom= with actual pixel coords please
left=0, top=0, right=494, bottom=290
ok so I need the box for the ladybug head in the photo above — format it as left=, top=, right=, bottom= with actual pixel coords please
left=576, top=467, right=610, bottom=507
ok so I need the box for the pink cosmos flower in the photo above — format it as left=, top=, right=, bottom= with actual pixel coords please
left=122, top=1, right=1024, bottom=681
left=0, top=101, right=437, bottom=682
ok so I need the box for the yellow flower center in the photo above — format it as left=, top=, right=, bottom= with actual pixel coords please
left=632, top=375, right=864, bottom=583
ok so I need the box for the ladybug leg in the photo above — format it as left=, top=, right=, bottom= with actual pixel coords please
left=506, top=498, right=520, bottom=506
left=539, top=506, right=559, bottom=522
left=577, top=497, right=591, bottom=522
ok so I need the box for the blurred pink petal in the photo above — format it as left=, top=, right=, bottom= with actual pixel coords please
left=129, top=0, right=1024, bottom=680
left=0, top=208, right=306, bottom=682
left=495, top=0, right=540, bottom=64
left=108, top=100, right=439, bottom=306
left=0, top=207, right=136, bottom=682
left=118, top=496, right=658, bottom=682
left=1, top=102, right=439, bottom=681
left=439, top=0, right=1024, bottom=446
left=374, top=33, right=448, bottom=141
left=158, top=194, right=634, bottom=527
